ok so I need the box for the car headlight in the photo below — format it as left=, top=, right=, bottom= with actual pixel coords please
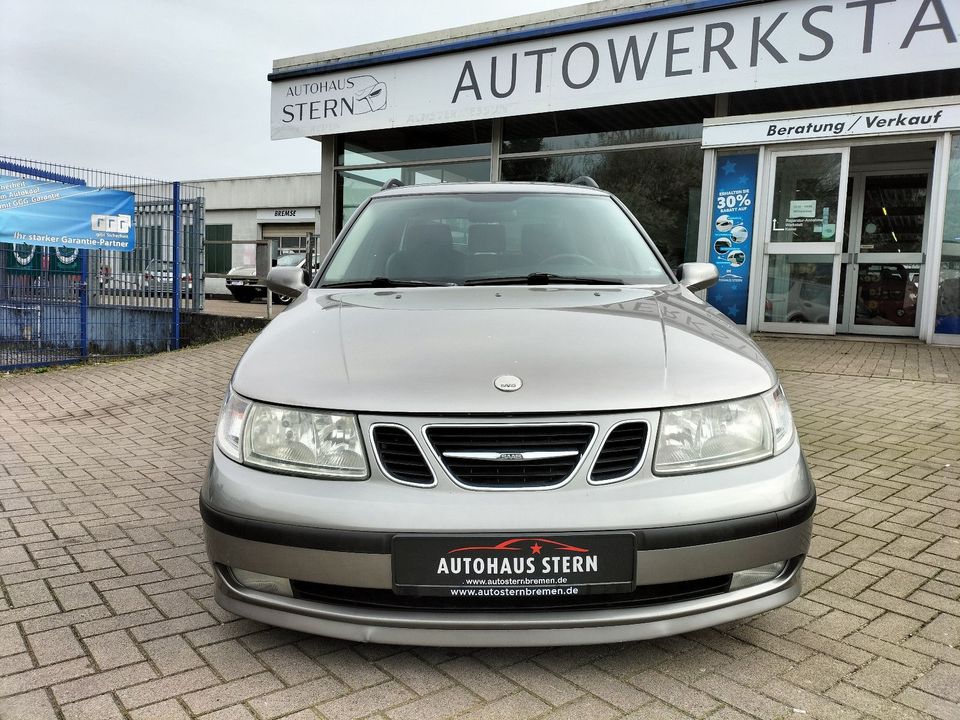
left=215, top=387, right=367, bottom=479
left=654, top=386, right=795, bottom=474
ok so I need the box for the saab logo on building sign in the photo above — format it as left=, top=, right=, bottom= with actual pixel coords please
left=91, top=213, right=131, bottom=234
left=281, top=75, right=387, bottom=123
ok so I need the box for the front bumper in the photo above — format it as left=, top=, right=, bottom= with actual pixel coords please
left=201, top=437, right=814, bottom=645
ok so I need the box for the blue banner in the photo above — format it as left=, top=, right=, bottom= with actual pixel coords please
left=706, top=153, right=758, bottom=324
left=0, top=174, right=135, bottom=252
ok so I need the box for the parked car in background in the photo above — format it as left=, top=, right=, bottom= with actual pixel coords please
left=203, top=180, right=814, bottom=647
left=140, top=259, right=192, bottom=294
left=226, top=252, right=306, bottom=304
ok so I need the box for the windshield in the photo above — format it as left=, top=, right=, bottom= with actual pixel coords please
left=320, top=193, right=671, bottom=286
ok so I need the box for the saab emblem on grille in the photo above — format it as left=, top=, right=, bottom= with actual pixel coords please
left=494, top=375, right=522, bottom=392
left=498, top=452, right=524, bottom=461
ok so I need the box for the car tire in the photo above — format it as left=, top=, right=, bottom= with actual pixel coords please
left=273, top=293, right=293, bottom=305
left=230, top=289, right=257, bottom=303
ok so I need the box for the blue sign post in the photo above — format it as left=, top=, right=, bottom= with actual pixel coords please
left=706, top=153, right=759, bottom=325
left=0, top=174, right=135, bottom=252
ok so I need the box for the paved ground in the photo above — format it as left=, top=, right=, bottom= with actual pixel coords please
left=202, top=298, right=287, bottom=320
left=0, top=334, right=958, bottom=720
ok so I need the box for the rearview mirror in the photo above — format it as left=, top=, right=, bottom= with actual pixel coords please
left=266, top=266, right=307, bottom=300
left=676, top=262, right=719, bottom=292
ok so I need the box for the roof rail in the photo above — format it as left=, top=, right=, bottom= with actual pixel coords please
left=380, top=178, right=404, bottom=191
left=570, top=176, right=599, bottom=189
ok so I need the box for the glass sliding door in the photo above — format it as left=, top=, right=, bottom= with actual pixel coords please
left=759, top=149, right=850, bottom=334
left=838, top=172, right=929, bottom=336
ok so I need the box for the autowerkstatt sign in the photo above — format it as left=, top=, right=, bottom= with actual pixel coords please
left=270, top=0, right=959, bottom=138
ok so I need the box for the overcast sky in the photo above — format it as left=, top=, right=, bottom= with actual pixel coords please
left=0, top=0, right=584, bottom=182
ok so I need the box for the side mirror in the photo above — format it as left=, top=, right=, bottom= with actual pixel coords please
left=266, top=266, right=307, bottom=299
left=676, top=262, right=719, bottom=292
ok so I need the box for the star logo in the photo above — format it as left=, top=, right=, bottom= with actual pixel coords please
left=530, top=543, right=543, bottom=555
left=722, top=160, right=737, bottom=175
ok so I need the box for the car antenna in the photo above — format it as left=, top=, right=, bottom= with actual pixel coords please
left=570, top=176, right=599, bottom=189
left=380, top=178, right=404, bottom=191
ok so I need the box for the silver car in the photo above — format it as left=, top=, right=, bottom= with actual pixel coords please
left=202, top=181, right=815, bottom=647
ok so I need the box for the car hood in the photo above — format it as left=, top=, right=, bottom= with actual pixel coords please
left=228, top=265, right=256, bottom=276
left=231, top=286, right=776, bottom=414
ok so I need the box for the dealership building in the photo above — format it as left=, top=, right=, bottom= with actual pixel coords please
left=269, top=0, right=960, bottom=343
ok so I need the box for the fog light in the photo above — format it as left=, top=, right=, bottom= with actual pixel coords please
left=729, top=561, right=787, bottom=591
left=231, top=568, right=293, bottom=597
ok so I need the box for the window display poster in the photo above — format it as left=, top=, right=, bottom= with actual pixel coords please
left=707, top=153, right=758, bottom=325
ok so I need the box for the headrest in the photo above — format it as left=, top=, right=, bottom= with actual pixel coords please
left=468, top=224, right=506, bottom=254
left=402, top=222, right=453, bottom=253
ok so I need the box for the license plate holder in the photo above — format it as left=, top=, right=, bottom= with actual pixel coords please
left=392, top=533, right=636, bottom=597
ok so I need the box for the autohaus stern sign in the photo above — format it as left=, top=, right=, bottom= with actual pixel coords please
left=270, top=0, right=959, bottom=138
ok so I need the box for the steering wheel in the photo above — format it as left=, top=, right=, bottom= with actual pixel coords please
left=539, top=253, right=596, bottom=266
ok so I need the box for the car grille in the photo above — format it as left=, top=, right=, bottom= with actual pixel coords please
left=591, top=422, right=649, bottom=483
left=290, top=574, right=732, bottom=612
left=372, top=425, right=433, bottom=486
left=425, top=424, right=595, bottom=489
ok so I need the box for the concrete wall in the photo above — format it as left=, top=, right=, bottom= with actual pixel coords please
left=194, top=174, right=321, bottom=210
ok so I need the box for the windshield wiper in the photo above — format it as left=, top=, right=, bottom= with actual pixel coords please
left=464, top=273, right=623, bottom=286
left=320, top=277, right=455, bottom=288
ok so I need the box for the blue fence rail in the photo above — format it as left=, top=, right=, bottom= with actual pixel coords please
left=0, top=157, right=204, bottom=370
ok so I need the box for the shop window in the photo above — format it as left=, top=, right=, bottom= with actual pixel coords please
left=501, top=145, right=702, bottom=269
left=764, top=255, right=834, bottom=325
left=502, top=97, right=711, bottom=154
left=205, top=225, right=232, bottom=274
left=936, top=135, right=960, bottom=335
left=338, top=161, right=490, bottom=230
left=338, top=120, right=492, bottom=166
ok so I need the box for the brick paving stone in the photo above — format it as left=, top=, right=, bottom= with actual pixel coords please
left=0, top=689, right=59, bottom=720
left=82, top=629, right=145, bottom=671
left=181, top=670, right=284, bottom=715
left=385, top=685, right=481, bottom=720
left=60, top=693, right=126, bottom=720
left=245, top=675, right=346, bottom=718
left=320, top=648, right=390, bottom=690
left=437, top=656, right=519, bottom=701
left=128, top=698, right=193, bottom=720
left=537, top=696, right=621, bottom=720
left=26, top=626, right=85, bottom=666
left=0, top=624, right=26, bottom=657
left=630, top=669, right=720, bottom=717
left=117, top=667, right=220, bottom=710
left=256, top=645, right=326, bottom=685
left=197, top=705, right=259, bottom=720
left=563, top=664, right=650, bottom=712
left=52, top=661, right=157, bottom=705
left=457, top=691, right=549, bottom=720
left=911, top=661, right=960, bottom=703
left=316, top=680, right=414, bottom=720
left=501, top=660, right=584, bottom=706
left=375, top=651, right=453, bottom=696
left=198, top=640, right=264, bottom=681
left=142, top=635, right=205, bottom=675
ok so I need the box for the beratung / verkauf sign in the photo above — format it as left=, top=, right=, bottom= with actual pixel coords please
left=703, top=102, right=960, bottom=147
left=0, top=175, right=136, bottom=252
left=270, top=0, right=959, bottom=139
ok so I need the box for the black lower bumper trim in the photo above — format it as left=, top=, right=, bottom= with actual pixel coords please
left=200, top=484, right=815, bottom=555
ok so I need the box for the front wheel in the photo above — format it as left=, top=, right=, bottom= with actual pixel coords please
left=273, top=293, right=293, bottom=305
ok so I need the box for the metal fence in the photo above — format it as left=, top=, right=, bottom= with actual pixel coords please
left=0, top=157, right=204, bottom=370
